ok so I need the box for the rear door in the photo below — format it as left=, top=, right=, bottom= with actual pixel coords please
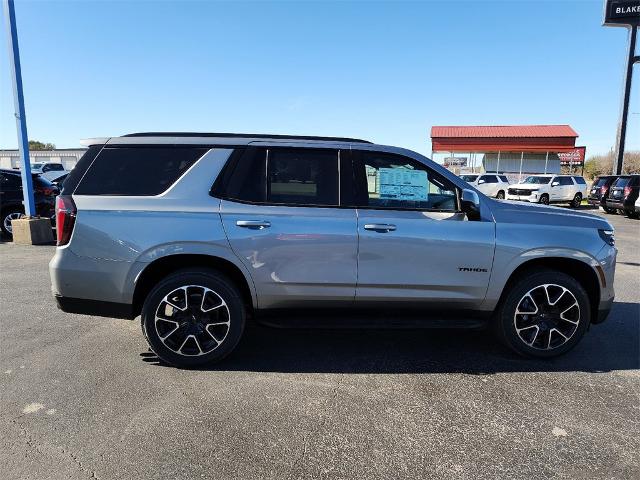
left=218, top=146, right=358, bottom=309
left=352, top=150, right=495, bottom=309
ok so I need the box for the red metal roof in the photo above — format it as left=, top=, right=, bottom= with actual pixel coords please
left=431, top=125, right=578, bottom=139
left=431, top=125, right=579, bottom=153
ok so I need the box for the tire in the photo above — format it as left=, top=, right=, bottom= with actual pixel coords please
left=625, top=209, right=639, bottom=219
left=571, top=193, right=582, bottom=208
left=1, top=207, right=24, bottom=237
left=603, top=207, right=617, bottom=214
left=496, top=190, right=505, bottom=200
left=539, top=194, right=549, bottom=205
left=141, top=269, right=246, bottom=368
left=493, top=269, right=590, bottom=358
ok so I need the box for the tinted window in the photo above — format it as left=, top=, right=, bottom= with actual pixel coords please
left=499, top=175, right=509, bottom=183
left=0, top=173, right=21, bottom=190
left=44, top=163, right=64, bottom=172
left=480, top=175, right=498, bottom=183
left=523, top=176, right=551, bottom=184
left=353, top=151, right=458, bottom=211
left=557, top=177, right=573, bottom=186
left=614, top=177, right=630, bottom=187
left=573, top=176, right=586, bottom=185
left=267, top=149, right=338, bottom=206
left=61, top=145, right=102, bottom=194
left=75, top=147, right=207, bottom=196
left=459, top=175, right=478, bottom=182
left=218, top=147, right=339, bottom=207
left=594, top=177, right=610, bottom=187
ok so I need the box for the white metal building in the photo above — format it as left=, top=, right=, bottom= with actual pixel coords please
left=0, top=148, right=86, bottom=170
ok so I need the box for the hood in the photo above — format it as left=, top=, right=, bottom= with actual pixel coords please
left=509, top=183, right=546, bottom=190
left=489, top=199, right=613, bottom=230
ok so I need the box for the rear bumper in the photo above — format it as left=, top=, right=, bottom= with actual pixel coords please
left=605, top=199, right=631, bottom=210
left=587, top=196, right=603, bottom=206
left=55, top=295, right=134, bottom=319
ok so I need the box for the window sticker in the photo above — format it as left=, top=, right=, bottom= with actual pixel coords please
left=378, top=168, right=428, bottom=201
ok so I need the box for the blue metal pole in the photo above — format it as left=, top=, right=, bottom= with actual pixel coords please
left=3, top=0, right=35, bottom=216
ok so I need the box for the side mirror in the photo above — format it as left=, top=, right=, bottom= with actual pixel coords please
left=551, top=181, right=559, bottom=187
left=477, top=179, right=485, bottom=184
left=461, top=188, right=481, bottom=220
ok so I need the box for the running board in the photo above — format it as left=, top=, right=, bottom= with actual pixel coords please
left=254, top=310, right=489, bottom=330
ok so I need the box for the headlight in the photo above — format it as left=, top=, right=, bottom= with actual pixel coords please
left=598, top=229, right=615, bottom=246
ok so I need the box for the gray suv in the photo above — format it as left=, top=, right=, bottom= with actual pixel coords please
left=50, top=133, right=617, bottom=367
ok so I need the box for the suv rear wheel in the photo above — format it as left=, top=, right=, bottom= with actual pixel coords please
left=141, top=269, right=245, bottom=367
left=494, top=269, right=590, bottom=358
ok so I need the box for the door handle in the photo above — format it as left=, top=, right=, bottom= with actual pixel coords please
left=236, top=220, right=271, bottom=229
left=364, top=223, right=396, bottom=232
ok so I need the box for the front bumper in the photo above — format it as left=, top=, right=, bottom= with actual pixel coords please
left=506, top=192, right=540, bottom=203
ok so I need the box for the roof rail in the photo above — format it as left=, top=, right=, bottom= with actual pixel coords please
left=122, top=132, right=372, bottom=144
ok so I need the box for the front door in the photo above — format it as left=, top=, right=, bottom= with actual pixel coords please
left=219, top=146, right=358, bottom=309
left=351, top=150, right=495, bottom=309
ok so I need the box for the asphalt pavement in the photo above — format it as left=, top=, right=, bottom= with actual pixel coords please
left=1, top=208, right=638, bottom=480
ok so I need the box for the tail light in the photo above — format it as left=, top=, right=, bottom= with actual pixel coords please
left=600, top=185, right=608, bottom=195
left=55, top=195, right=77, bottom=246
left=623, top=186, right=631, bottom=198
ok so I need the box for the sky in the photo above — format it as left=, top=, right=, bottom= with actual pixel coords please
left=1, top=0, right=638, bottom=160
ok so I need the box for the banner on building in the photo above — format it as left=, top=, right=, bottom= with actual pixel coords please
left=558, top=146, right=586, bottom=166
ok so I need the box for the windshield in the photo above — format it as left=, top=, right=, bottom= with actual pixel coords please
left=522, top=176, right=551, bottom=184
left=459, top=175, right=478, bottom=182
left=30, top=163, right=44, bottom=169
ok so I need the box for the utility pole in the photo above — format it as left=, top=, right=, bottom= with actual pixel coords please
left=3, top=0, right=35, bottom=216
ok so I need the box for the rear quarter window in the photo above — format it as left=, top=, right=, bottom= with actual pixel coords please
left=573, top=176, right=586, bottom=185
left=75, top=147, right=207, bottom=196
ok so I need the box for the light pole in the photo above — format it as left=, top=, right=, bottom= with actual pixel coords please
left=3, top=0, right=35, bottom=216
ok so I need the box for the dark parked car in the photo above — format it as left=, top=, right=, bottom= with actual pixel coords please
left=605, top=174, right=640, bottom=218
left=0, top=169, right=59, bottom=236
left=588, top=175, right=618, bottom=214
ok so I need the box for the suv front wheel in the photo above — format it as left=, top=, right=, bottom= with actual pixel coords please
left=141, top=269, right=246, bottom=367
left=494, top=269, right=590, bottom=358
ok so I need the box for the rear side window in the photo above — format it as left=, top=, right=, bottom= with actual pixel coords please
left=75, top=147, right=207, bottom=196
left=268, top=149, right=338, bottom=206
left=614, top=177, right=630, bottom=187
left=480, top=175, right=498, bottom=183
left=499, top=175, right=509, bottom=183
left=218, top=147, right=339, bottom=207
left=573, top=176, right=586, bottom=185
left=594, top=177, right=608, bottom=187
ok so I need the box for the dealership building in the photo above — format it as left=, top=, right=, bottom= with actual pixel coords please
left=0, top=148, right=86, bottom=170
left=431, top=125, right=585, bottom=183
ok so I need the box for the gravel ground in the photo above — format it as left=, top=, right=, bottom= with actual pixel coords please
left=0, top=208, right=638, bottom=480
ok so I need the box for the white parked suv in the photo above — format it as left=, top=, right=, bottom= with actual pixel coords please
left=506, top=174, right=588, bottom=208
left=459, top=173, right=510, bottom=199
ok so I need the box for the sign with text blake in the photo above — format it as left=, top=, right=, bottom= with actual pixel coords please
left=603, top=0, right=640, bottom=26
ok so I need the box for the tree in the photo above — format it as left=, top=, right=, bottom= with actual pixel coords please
left=582, top=150, right=640, bottom=179
left=28, top=140, right=56, bottom=150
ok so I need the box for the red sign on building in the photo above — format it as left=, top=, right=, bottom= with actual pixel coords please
left=558, top=146, right=586, bottom=166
